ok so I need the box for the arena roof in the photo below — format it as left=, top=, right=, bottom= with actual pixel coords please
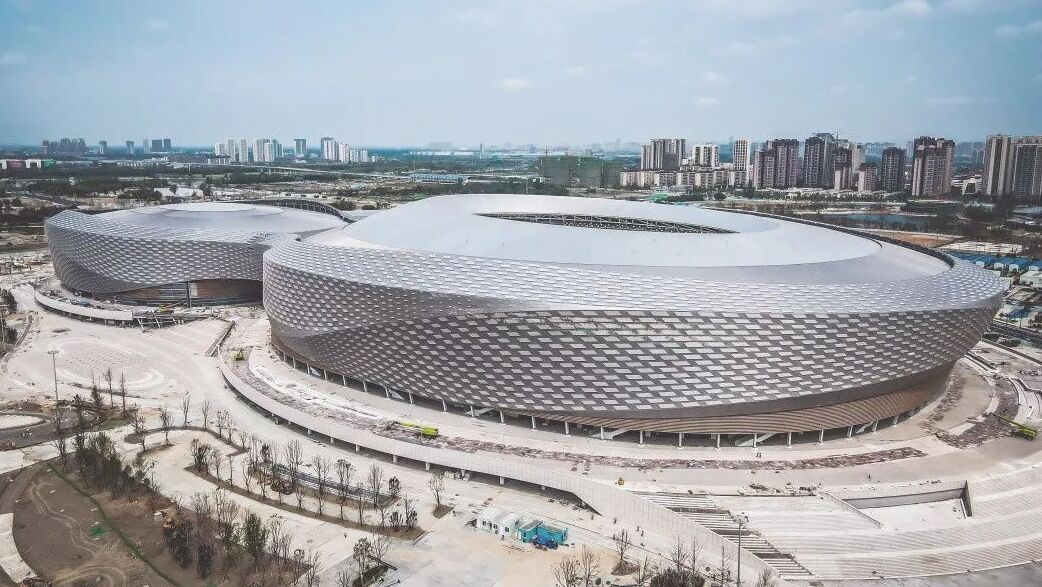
left=98, top=202, right=343, bottom=236
left=309, top=194, right=950, bottom=283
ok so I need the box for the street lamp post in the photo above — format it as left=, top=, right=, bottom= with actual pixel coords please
left=48, top=349, right=60, bottom=404
left=733, top=513, right=749, bottom=586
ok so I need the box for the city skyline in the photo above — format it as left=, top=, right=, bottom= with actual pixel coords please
left=1, top=0, right=1041, bottom=145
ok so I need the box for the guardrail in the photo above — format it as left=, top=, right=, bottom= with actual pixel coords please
left=216, top=355, right=777, bottom=580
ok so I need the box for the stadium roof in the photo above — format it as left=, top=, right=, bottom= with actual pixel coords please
left=310, top=194, right=950, bottom=283
left=99, top=202, right=343, bottom=236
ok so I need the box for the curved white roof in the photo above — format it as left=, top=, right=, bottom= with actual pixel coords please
left=310, top=194, right=949, bottom=283
left=100, top=202, right=343, bottom=236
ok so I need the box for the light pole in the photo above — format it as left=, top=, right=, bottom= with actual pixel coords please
left=733, top=513, right=749, bottom=587
left=48, top=349, right=60, bottom=405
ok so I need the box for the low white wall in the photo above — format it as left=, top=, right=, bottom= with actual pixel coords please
left=218, top=357, right=775, bottom=578
left=34, top=289, right=134, bottom=322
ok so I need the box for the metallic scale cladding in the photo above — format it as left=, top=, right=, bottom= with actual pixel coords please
left=263, top=195, right=1004, bottom=434
left=45, top=202, right=343, bottom=305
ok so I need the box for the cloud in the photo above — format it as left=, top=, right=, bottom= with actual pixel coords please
left=694, top=97, right=719, bottom=107
left=725, top=35, right=794, bottom=56
left=497, top=78, right=532, bottom=90
left=924, top=96, right=973, bottom=105
left=691, top=0, right=817, bottom=18
left=702, top=70, right=728, bottom=84
left=840, top=1, right=932, bottom=28
left=996, top=20, right=1042, bottom=36
left=890, top=0, right=932, bottom=16
left=564, top=66, right=588, bottom=77
left=145, top=18, right=168, bottom=30
left=453, top=10, right=497, bottom=26
left=0, top=52, right=27, bottom=66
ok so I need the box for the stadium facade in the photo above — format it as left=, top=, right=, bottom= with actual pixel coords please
left=45, top=202, right=343, bottom=305
left=263, top=194, right=1004, bottom=435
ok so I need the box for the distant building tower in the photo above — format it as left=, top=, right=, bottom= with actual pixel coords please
left=802, top=133, right=836, bottom=188
left=640, top=139, right=686, bottom=170
left=752, top=148, right=775, bottom=190
left=770, top=139, right=799, bottom=189
left=125, top=140, right=135, bottom=156
left=983, top=135, right=1016, bottom=200
left=1012, top=136, right=1042, bottom=200
left=214, top=142, right=229, bottom=157
left=856, top=163, right=877, bottom=193
left=254, top=139, right=271, bottom=163
left=689, top=143, right=720, bottom=167
left=98, top=140, right=108, bottom=156
left=320, top=137, right=337, bottom=161
left=295, top=138, right=307, bottom=157
left=832, top=147, right=854, bottom=190
left=151, top=139, right=164, bottom=153
left=162, top=138, right=172, bottom=152
left=732, top=138, right=750, bottom=172
left=879, top=146, right=906, bottom=192
left=911, top=136, right=955, bottom=198
left=236, top=138, right=251, bottom=163
left=142, top=139, right=150, bottom=154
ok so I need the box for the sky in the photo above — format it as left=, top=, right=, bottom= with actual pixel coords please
left=1, top=0, right=1040, bottom=147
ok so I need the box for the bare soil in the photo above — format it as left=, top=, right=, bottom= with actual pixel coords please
left=13, top=466, right=298, bottom=586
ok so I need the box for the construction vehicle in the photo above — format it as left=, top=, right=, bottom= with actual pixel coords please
left=995, top=414, right=1038, bottom=440
left=388, top=420, right=439, bottom=439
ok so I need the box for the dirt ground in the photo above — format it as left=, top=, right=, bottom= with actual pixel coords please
left=862, top=229, right=961, bottom=248
left=13, top=467, right=297, bottom=587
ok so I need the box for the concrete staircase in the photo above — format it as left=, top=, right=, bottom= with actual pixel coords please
left=633, top=491, right=813, bottom=579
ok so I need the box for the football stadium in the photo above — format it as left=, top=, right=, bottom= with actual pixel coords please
left=261, top=194, right=1005, bottom=435
left=44, top=202, right=343, bottom=305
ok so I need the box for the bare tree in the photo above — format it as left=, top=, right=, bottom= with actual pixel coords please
left=427, top=470, right=445, bottom=512
left=313, top=455, right=331, bottom=515
left=118, top=372, right=127, bottom=417
left=689, top=536, right=706, bottom=578
left=352, top=537, right=372, bottom=584
left=285, top=439, right=304, bottom=493
left=200, top=398, right=212, bottom=430
left=180, top=395, right=191, bottom=427
left=366, top=464, right=384, bottom=509
left=578, top=545, right=599, bottom=587
left=668, top=536, right=689, bottom=572
left=237, top=428, right=250, bottom=450
left=335, top=567, right=354, bottom=587
left=369, top=532, right=391, bottom=568
left=51, top=404, right=69, bottom=468
left=613, top=529, right=632, bottom=566
left=355, top=483, right=366, bottom=526
left=335, top=459, right=353, bottom=520
left=633, top=556, right=657, bottom=587
left=102, top=367, right=114, bottom=407
left=756, top=568, right=778, bottom=587
left=226, top=454, right=235, bottom=484
left=242, top=460, right=254, bottom=493
left=268, top=518, right=285, bottom=567
left=158, top=404, right=172, bottom=444
left=402, top=493, right=417, bottom=530
left=553, top=555, right=581, bottom=587
left=211, top=449, right=222, bottom=480
left=304, top=548, right=322, bottom=587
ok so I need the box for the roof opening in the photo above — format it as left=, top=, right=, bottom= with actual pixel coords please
left=477, top=212, right=734, bottom=234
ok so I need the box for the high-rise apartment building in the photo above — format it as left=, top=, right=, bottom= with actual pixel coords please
left=295, top=139, right=307, bottom=157
left=832, top=147, right=854, bottom=190
left=983, top=135, right=1015, bottom=199
left=151, top=139, right=165, bottom=153
left=689, top=143, right=720, bottom=167
left=1013, top=136, right=1042, bottom=200
left=254, top=139, right=274, bottom=163
left=879, top=147, right=906, bottom=192
left=640, top=139, right=686, bottom=170
left=98, top=140, right=107, bottom=156
left=214, top=142, right=230, bottom=157
left=911, top=136, right=955, bottom=198
left=732, top=138, right=750, bottom=172
left=125, top=140, right=135, bottom=155
left=856, top=163, right=877, bottom=193
left=802, top=133, right=836, bottom=188
left=235, top=138, right=251, bottom=163
left=320, top=137, right=337, bottom=161
left=162, top=138, right=172, bottom=152
left=752, top=139, right=799, bottom=190
left=142, top=139, right=150, bottom=154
